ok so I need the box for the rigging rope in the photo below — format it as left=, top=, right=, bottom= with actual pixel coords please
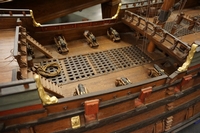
left=36, top=62, right=61, bottom=77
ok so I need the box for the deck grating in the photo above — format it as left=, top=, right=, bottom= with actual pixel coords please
left=87, top=46, right=151, bottom=74
left=164, top=15, right=200, bottom=37
left=63, top=55, right=95, bottom=82
left=40, top=46, right=152, bottom=84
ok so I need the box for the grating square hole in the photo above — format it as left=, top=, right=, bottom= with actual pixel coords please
left=64, top=55, right=95, bottom=82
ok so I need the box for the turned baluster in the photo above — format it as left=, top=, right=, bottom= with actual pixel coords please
left=160, top=31, right=167, bottom=43
left=22, top=11, right=26, bottom=16
left=9, top=11, right=12, bottom=16
left=129, top=13, right=133, bottom=22
left=151, top=25, right=158, bottom=36
left=171, top=39, right=179, bottom=51
left=176, top=12, right=184, bottom=24
left=188, top=17, right=198, bottom=30
left=143, top=21, right=147, bottom=31
left=136, top=17, right=141, bottom=26
left=170, top=24, right=178, bottom=34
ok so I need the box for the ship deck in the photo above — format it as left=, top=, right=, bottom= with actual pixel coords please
left=1, top=7, right=200, bottom=97
left=32, top=32, right=162, bottom=97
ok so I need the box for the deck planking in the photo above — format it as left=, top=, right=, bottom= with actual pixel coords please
left=0, top=29, right=18, bottom=83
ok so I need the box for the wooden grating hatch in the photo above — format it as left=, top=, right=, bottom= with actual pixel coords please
left=40, top=46, right=152, bottom=85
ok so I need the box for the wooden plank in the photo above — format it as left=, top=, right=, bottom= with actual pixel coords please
left=0, top=104, right=43, bottom=117
left=3, top=82, right=200, bottom=132
left=0, top=79, right=35, bottom=90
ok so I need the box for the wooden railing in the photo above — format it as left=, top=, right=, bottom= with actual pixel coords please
left=0, top=8, right=31, bottom=17
left=123, top=10, right=191, bottom=63
left=176, top=12, right=200, bottom=31
left=46, top=74, right=168, bottom=114
left=121, top=0, right=163, bottom=9
left=13, top=26, right=28, bottom=79
left=34, top=18, right=118, bottom=32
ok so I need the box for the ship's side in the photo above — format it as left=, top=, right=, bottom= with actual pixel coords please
left=1, top=0, right=200, bottom=133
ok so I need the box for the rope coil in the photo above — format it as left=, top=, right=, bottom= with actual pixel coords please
left=36, top=62, right=61, bottom=77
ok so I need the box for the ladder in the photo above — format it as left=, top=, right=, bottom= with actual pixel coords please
left=28, top=71, right=64, bottom=98
left=26, top=35, right=53, bottom=58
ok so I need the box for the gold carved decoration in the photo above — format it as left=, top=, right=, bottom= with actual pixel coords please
left=34, top=74, right=58, bottom=105
left=112, top=3, right=122, bottom=19
left=178, top=44, right=198, bottom=72
left=71, top=116, right=81, bottom=129
left=30, top=10, right=41, bottom=27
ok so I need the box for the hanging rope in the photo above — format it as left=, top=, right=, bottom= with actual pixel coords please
left=36, top=62, right=61, bottom=77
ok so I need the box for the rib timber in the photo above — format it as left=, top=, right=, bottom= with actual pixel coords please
left=28, top=71, right=64, bottom=98
left=26, top=35, right=53, bottom=58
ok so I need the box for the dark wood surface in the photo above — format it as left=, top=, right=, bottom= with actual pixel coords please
left=0, top=0, right=110, bottom=23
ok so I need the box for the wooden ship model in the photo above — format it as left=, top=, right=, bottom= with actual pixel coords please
left=1, top=0, right=200, bottom=132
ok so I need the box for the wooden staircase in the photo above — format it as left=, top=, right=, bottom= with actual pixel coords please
left=26, top=35, right=53, bottom=58
left=28, top=71, right=64, bottom=98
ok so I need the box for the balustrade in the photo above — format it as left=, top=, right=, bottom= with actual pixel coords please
left=0, top=8, right=30, bottom=17
left=123, top=10, right=191, bottom=62
left=35, top=18, right=117, bottom=32
left=121, top=0, right=163, bottom=9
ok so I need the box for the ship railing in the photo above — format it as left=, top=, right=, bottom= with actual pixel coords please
left=45, top=68, right=198, bottom=115
left=13, top=26, right=28, bottom=79
left=45, top=74, right=168, bottom=114
left=0, top=78, right=44, bottom=118
left=121, top=0, right=163, bottom=9
left=0, top=8, right=34, bottom=29
left=176, top=13, right=200, bottom=31
left=34, top=18, right=118, bottom=32
left=123, top=10, right=191, bottom=63
left=0, top=8, right=31, bottom=17
left=0, top=78, right=34, bottom=91
left=3, top=71, right=200, bottom=132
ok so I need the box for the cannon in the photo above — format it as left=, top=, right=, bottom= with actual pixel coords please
left=147, top=64, right=165, bottom=78
left=83, top=30, right=99, bottom=47
left=107, top=27, right=120, bottom=42
left=73, top=84, right=89, bottom=96
left=54, top=35, right=69, bottom=54
left=115, top=77, right=132, bottom=87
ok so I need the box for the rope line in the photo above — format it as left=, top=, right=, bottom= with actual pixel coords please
left=36, top=62, right=61, bottom=77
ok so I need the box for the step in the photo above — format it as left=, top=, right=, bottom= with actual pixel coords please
left=26, top=35, right=53, bottom=58
left=28, top=71, right=64, bottom=98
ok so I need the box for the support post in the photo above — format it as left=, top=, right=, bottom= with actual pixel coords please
left=176, top=12, right=185, bottom=24
left=147, top=41, right=156, bottom=53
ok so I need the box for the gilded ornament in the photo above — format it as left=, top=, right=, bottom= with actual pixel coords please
left=178, top=44, right=198, bottom=72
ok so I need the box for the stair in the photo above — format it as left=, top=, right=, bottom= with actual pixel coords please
left=28, top=71, right=64, bottom=98
left=26, top=35, right=53, bottom=58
